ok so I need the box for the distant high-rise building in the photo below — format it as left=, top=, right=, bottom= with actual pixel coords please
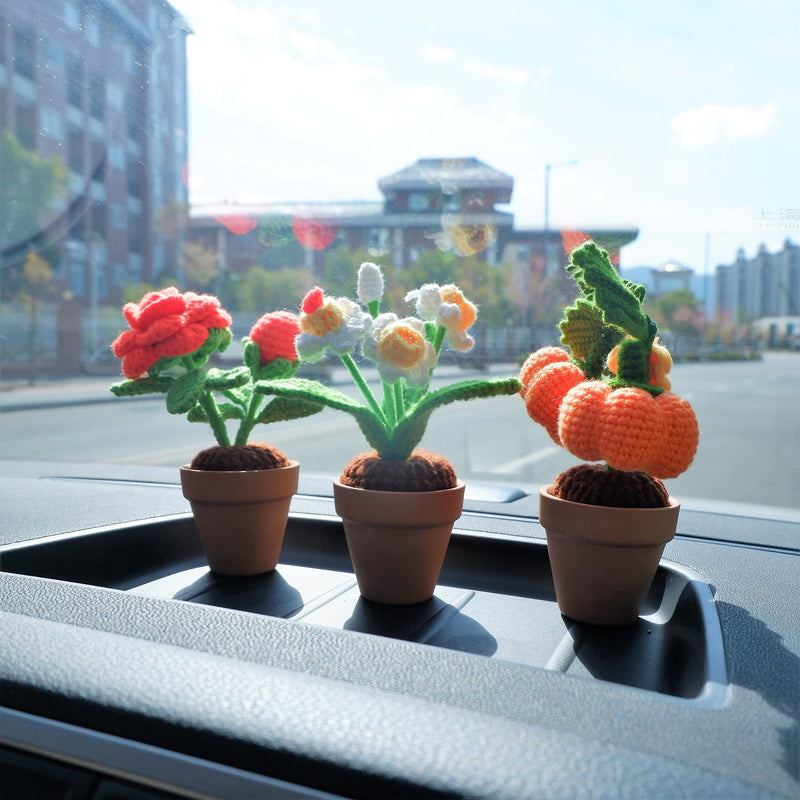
left=716, top=240, right=800, bottom=322
left=0, top=0, right=189, bottom=303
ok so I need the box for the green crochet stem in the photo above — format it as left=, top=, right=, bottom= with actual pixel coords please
left=198, top=391, right=230, bottom=446
left=560, top=241, right=661, bottom=394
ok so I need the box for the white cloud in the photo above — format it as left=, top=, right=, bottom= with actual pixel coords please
left=423, top=45, right=455, bottom=62
left=671, top=103, right=778, bottom=147
left=462, top=59, right=530, bottom=85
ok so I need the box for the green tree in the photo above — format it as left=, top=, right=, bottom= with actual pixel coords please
left=0, top=129, right=67, bottom=302
left=648, top=289, right=703, bottom=339
left=233, top=266, right=311, bottom=314
left=16, top=251, right=55, bottom=384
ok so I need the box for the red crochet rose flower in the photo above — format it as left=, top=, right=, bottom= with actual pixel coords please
left=249, top=310, right=300, bottom=365
left=111, top=288, right=232, bottom=379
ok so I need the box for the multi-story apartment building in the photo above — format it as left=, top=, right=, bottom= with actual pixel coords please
left=0, top=0, right=189, bottom=304
left=716, top=239, right=800, bottom=322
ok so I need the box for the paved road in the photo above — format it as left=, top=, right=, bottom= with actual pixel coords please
left=2, top=352, right=799, bottom=510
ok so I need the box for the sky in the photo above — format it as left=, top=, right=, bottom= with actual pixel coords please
left=170, top=0, right=800, bottom=272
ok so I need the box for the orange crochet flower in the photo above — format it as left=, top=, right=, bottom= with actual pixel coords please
left=249, top=310, right=300, bottom=365
left=111, top=288, right=231, bottom=379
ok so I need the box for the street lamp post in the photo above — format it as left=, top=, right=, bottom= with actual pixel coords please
left=543, top=159, right=579, bottom=275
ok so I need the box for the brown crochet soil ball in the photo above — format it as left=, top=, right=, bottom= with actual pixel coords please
left=189, top=443, right=290, bottom=471
left=339, top=449, right=458, bottom=492
left=550, top=464, right=669, bottom=508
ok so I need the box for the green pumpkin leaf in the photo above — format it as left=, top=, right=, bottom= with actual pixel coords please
left=559, top=299, right=605, bottom=360
left=166, top=369, right=205, bottom=414
left=570, top=243, right=649, bottom=341
left=559, top=299, right=624, bottom=379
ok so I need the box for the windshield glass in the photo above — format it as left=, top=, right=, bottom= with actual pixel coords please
left=0, top=0, right=798, bottom=512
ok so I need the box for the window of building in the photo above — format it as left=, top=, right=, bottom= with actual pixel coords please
left=408, top=192, right=429, bottom=212
left=86, top=17, right=100, bottom=47
left=107, top=81, right=124, bottom=111
left=39, top=105, right=64, bottom=140
left=64, top=0, right=80, bottom=30
left=67, top=127, right=83, bottom=173
left=91, top=200, right=106, bottom=237
left=89, top=74, right=105, bottom=120
left=108, top=144, right=125, bottom=171
left=66, top=55, right=82, bottom=108
left=127, top=157, right=142, bottom=198
left=15, top=101, right=37, bottom=150
left=42, top=40, right=63, bottom=69
left=110, top=203, right=126, bottom=229
left=128, top=212, right=142, bottom=254
left=13, top=28, right=35, bottom=80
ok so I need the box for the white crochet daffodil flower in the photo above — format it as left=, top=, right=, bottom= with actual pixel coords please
left=363, top=313, right=437, bottom=387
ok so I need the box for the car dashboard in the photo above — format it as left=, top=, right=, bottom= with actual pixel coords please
left=1, top=461, right=798, bottom=799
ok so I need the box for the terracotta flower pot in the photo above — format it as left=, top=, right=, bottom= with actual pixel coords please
left=539, top=485, right=680, bottom=627
left=180, top=461, right=299, bottom=575
left=333, top=480, right=466, bottom=604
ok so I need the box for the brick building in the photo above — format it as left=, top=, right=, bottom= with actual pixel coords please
left=189, top=156, right=638, bottom=280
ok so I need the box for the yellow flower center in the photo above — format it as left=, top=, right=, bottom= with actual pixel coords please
left=301, top=300, right=345, bottom=337
left=377, top=323, right=426, bottom=368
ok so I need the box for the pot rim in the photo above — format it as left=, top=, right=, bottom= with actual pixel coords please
left=180, top=459, right=299, bottom=475
left=539, top=484, right=679, bottom=514
left=539, top=483, right=680, bottom=546
left=333, top=479, right=466, bottom=527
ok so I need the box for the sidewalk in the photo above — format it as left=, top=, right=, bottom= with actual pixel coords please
left=0, top=362, right=518, bottom=413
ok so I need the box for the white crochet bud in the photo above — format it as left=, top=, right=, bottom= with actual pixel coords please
left=357, top=262, right=384, bottom=306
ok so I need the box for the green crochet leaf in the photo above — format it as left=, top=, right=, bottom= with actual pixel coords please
left=559, top=299, right=605, bottom=358
left=622, top=279, right=647, bottom=304
left=256, top=377, right=391, bottom=454
left=255, top=396, right=324, bottom=425
left=387, top=376, right=522, bottom=460
left=255, top=356, right=296, bottom=381
left=166, top=369, right=205, bottom=414
left=187, top=401, right=243, bottom=422
left=186, top=404, right=207, bottom=423
left=204, top=365, right=250, bottom=391
left=110, top=376, right=172, bottom=397
left=186, top=327, right=232, bottom=369
left=559, top=300, right=624, bottom=379
left=570, top=243, right=649, bottom=341
left=242, top=338, right=262, bottom=372
left=147, top=355, right=182, bottom=376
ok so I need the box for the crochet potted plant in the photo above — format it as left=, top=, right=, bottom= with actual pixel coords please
left=519, top=241, right=699, bottom=626
left=110, top=288, right=321, bottom=575
left=256, top=263, right=521, bottom=603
